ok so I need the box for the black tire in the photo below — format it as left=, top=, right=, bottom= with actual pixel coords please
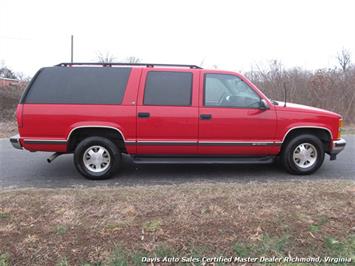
left=74, top=136, right=121, bottom=180
left=281, top=134, right=325, bottom=175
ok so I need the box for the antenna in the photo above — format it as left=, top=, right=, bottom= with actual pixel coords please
left=70, top=35, right=74, bottom=63
left=283, top=82, right=287, bottom=107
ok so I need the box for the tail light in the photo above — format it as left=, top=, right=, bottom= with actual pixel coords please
left=16, top=104, right=23, bottom=128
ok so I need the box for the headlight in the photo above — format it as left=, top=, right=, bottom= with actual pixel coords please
left=338, top=119, right=343, bottom=138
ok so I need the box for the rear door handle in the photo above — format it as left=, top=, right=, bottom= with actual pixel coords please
left=138, top=112, right=150, bottom=118
left=200, top=114, right=212, bottom=120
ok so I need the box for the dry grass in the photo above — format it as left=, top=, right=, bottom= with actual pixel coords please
left=0, top=180, right=354, bottom=265
left=0, top=85, right=23, bottom=138
left=343, top=124, right=355, bottom=135
left=0, top=85, right=23, bottom=118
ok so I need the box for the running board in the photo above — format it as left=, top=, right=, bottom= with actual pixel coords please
left=132, top=155, right=275, bottom=164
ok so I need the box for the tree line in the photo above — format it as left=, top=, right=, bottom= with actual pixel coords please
left=1, top=49, right=354, bottom=124
left=245, top=50, right=354, bottom=123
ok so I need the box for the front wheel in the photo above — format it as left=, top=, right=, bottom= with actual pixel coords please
left=74, top=136, right=121, bottom=180
left=281, top=134, right=325, bottom=175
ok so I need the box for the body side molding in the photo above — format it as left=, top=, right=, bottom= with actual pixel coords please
left=23, top=125, right=129, bottom=145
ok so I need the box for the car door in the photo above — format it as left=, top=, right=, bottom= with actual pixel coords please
left=136, top=68, right=199, bottom=154
left=198, top=72, right=279, bottom=155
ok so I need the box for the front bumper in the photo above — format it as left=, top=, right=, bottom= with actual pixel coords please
left=331, top=138, right=346, bottom=154
left=9, top=134, right=22, bottom=150
left=329, top=138, right=346, bottom=160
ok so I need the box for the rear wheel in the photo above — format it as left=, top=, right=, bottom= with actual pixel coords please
left=74, top=136, right=121, bottom=180
left=281, top=134, right=324, bottom=175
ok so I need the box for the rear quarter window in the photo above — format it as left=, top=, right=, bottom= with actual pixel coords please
left=143, top=71, right=192, bottom=106
left=23, top=67, right=131, bottom=104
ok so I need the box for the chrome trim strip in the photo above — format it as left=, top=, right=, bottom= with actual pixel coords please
left=282, top=126, right=333, bottom=142
left=134, top=140, right=282, bottom=146
left=125, top=140, right=137, bottom=145
left=137, top=140, right=197, bottom=143
left=137, top=140, right=197, bottom=146
left=24, top=139, right=67, bottom=145
left=22, top=137, right=282, bottom=147
left=199, top=141, right=281, bottom=146
left=23, top=126, right=127, bottom=146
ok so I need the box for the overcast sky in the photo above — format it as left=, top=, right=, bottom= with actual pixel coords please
left=0, top=0, right=354, bottom=77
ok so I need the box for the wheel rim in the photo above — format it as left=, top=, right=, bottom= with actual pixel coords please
left=292, top=143, right=318, bottom=169
left=83, top=145, right=111, bottom=173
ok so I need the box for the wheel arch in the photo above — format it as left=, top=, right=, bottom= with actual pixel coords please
left=281, top=126, right=332, bottom=152
left=66, top=125, right=127, bottom=153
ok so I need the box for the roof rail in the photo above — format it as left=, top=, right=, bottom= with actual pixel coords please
left=55, top=62, right=202, bottom=69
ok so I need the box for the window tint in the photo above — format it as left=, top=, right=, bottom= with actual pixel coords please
left=144, top=71, right=192, bottom=106
left=204, top=74, right=260, bottom=108
left=24, top=67, right=131, bottom=104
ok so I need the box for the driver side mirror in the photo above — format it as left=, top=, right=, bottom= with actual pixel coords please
left=259, top=99, right=270, bottom=110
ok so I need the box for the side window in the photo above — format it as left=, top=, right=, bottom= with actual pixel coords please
left=24, top=67, right=131, bottom=104
left=144, top=71, right=192, bottom=106
left=204, top=74, right=261, bottom=108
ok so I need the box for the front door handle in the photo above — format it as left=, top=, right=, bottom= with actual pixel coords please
left=200, top=114, right=212, bottom=120
left=138, top=112, right=150, bottom=118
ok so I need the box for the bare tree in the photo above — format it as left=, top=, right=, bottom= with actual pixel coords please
left=0, top=66, right=17, bottom=79
left=126, top=56, right=141, bottom=63
left=199, top=57, right=206, bottom=67
left=97, top=51, right=116, bottom=63
left=337, top=49, right=351, bottom=72
left=15, top=72, right=31, bottom=83
left=127, top=56, right=140, bottom=63
left=246, top=59, right=355, bottom=123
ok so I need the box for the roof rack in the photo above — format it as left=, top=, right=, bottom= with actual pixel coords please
left=56, top=62, right=202, bottom=69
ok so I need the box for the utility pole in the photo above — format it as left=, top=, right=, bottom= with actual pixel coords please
left=70, top=35, right=74, bottom=63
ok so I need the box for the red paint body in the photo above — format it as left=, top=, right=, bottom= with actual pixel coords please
left=16, top=67, right=342, bottom=155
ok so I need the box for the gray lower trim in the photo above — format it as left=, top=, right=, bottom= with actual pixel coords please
left=132, top=155, right=275, bottom=164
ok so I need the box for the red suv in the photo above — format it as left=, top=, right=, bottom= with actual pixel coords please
left=10, top=63, right=346, bottom=179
